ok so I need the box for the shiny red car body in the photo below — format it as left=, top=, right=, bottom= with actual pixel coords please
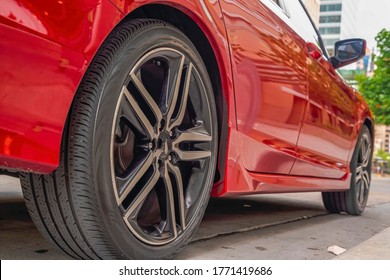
left=0, top=0, right=373, bottom=259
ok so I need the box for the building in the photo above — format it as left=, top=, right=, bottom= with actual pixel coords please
left=302, top=0, right=320, bottom=27
left=340, top=0, right=390, bottom=50
left=319, top=0, right=343, bottom=55
left=339, top=0, right=359, bottom=42
left=319, top=0, right=390, bottom=54
left=375, top=125, right=390, bottom=154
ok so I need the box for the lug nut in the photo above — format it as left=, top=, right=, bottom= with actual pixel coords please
left=196, top=119, right=203, bottom=126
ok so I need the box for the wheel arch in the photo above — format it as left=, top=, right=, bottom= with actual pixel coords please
left=363, top=117, right=375, bottom=145
left=122, top=4, right=231, bottom=183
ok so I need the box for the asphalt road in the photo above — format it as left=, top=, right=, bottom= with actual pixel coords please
left=0, top=175, right=389, bottom=259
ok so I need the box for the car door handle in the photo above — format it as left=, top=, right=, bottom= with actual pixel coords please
left=306, top=42, right=322, bottom=60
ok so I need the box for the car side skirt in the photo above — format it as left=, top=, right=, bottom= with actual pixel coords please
left=212, top=171, right=350, bottom=197
left=211, top=128, right=351, bottom=197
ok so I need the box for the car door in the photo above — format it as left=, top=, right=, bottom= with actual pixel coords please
left=219, top=0, right=308, bottom=174
left=285, top=1, right=356, bottom=179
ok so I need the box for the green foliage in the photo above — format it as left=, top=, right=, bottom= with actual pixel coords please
left=376, top=149, right=390, bottom=164
left=357, top=29, right=390, bottom=125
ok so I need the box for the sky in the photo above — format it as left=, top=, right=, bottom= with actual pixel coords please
left=341, top=0, right=390, bottom=50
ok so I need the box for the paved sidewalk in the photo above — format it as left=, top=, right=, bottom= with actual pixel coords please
left=335, top=227, right=390, bottom=260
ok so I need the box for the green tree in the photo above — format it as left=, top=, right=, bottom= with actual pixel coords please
left=376, top=149, right=390, bottom=164
left=357, top=29, right=390, bottom=124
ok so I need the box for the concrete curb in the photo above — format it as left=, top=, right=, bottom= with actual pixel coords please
left=334, top=227, right=390, bottom=260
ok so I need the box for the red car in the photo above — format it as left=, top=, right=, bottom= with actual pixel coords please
left=0, top=0, right=373, bottom=259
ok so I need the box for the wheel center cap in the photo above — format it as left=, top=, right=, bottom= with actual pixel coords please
left=158, top=132, right=173, bottom=159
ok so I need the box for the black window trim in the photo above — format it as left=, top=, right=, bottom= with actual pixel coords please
left=278, top=0, right=290, bottom=17
left=267, top=0, right=291, bottom=18
left=298, top=0, right=330, bottom=59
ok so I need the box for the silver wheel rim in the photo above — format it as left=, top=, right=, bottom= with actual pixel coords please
left=355, top=133, right=371, bottom=207
left=110, top=48, right=214, bottom=245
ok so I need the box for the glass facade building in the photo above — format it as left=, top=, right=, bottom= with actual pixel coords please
left=319, top=0, right=342, bottom=55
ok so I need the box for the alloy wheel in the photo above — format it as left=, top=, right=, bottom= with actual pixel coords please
left=355, top=133, right=372, bottom=207
left=110, top=48, right=214, bottom=245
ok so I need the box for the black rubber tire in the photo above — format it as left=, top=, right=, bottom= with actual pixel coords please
left=322, top=125, right=372, bottom=215
left=20, top=19, right=218, bottom=259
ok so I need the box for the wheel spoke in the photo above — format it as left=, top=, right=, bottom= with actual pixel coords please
left=362, top=170, right=370, bottom=191
left=363, top=142, right=371, bottom=167
left=124, top=164, right=160, bottom=221
left=161, top=165, right=178, bottom=238
left=174, top=150, right=211, bottom=161
left=357, top=165, right=370, bottom=205
left=167, top=162, right=186, bottom=230
left=116, top=152, right=154, bottom=205
left=165, top=54, right=186, bottom=125
left=130, top=71, right=163, bottom=125
left=173, top=125, right=212, bottom=162
left=119, top=99, right=145, bottom=137
left=355, top=165, right=362, bottom=183
left=174, top=125, right=212, bottom=144
left=358, top=179, right=364, bottom=204
left=122, top=86, right=156, bottom=140
left=169, top=64, right=193, bottom=129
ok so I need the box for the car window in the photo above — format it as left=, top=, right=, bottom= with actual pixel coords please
left=284, top=0, right=329, bottom=58
left=260, top=0, right=290, bottom=19
left=262, top=0, right=289, bottom=16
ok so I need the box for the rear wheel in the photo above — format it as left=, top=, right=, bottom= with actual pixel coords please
left=322, top=125, right=372, bottom=215
left=20, top=19, right=218, bottom=259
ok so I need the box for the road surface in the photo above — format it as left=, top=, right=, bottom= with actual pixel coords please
left=0, top=175, right=389, bottom=259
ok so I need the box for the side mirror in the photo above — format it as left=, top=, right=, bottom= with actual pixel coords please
left=330, top=39, right=366, bottom=69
